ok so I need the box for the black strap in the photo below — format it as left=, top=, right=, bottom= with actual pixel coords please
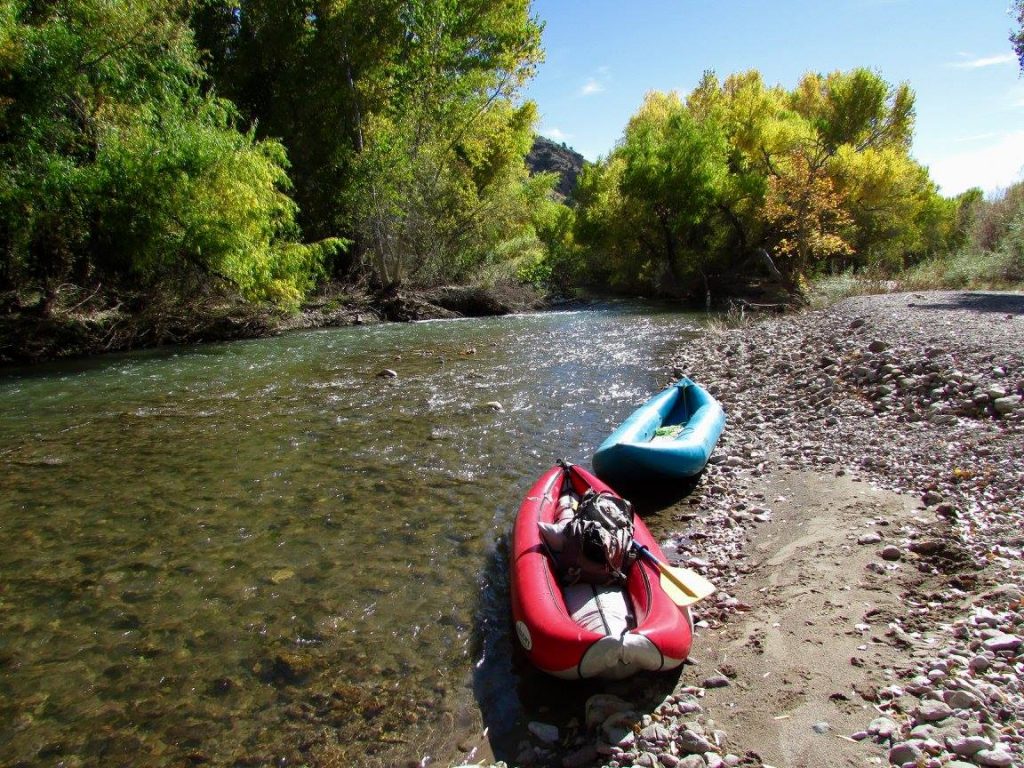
left=591, top=583, right=613, bottom=635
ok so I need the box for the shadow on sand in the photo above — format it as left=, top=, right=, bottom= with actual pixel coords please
left=906, top=291, right=1024, bottom=316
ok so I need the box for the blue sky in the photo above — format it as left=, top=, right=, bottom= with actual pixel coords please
left=523, top=0, right=1024, bottom=197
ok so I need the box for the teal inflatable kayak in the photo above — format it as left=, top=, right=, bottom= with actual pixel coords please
left=592, top=378, right=725, bottom=488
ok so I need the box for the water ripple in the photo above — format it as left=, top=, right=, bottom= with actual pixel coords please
left=0, top=304, right=702, bottom=767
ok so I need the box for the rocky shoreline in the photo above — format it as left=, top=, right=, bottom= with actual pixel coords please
left=466, top=290, right=1023, bottom=768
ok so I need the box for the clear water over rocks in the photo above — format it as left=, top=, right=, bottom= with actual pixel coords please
left=0, top=305, right=703, bottom=767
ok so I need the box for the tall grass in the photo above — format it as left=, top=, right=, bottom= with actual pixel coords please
left=809, top=273, right=901, bottom=307
left=901, top=183, right=1024, bottom=289
left=810, top=181, right=1024, bottom=304
left=902, top=249, right=1022, bottom=290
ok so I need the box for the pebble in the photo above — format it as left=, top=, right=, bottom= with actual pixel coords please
left=944, top=689, right=981, bottom=710
left=676, top=730, right=713, bottom=755
left=916, top=700, right=953, bottom=722
left=974, top=747, right=1015, bottom=767
left=981, top=634, right=1021, bottom=653
left=889, top=741, right=923, bottom=765
left=702, top=674, right=730, bottom=689
left=947, top=735, right=992, bottom=756
left=602, top=712, right=639, bottom=748
left=527, top=721, right=559, bottom=744
left=585, top=694, right=634, bottom=729
left=993, top=395, right=1022, bottom=415
left=869, top=716, right=900, bottom=740
left=879, top=544, right=902, bottom=561
left=639, top=723, right=672, bottom=746
left=664, top=294, right=1024, bottom=768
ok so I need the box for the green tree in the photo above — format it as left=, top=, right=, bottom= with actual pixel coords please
left=689, top=70, right=801, bottom=262
left=193, top=0, right=544, bottom=290
left=619, top=92, right=729, bottom=292
left=574, top=67, right=957, bottom=298
left=762, top=149, right=852, bottom=288
left=1012, top=0, right=1024, bottom=71
left=572, top=155, right=634, bottom=288
left=0, top=0, right=336, bottom=309
left=527, top=194, right=580, bottom=292
left=828, top=144, right=943, bottom=270
left=791, top=68, right=914, bottom=155
left=574, top=92, right=729, bottom=295
left=706, top=68, right=934, bottom=283
left=191, top=0, right=404, bottom=255
left=346, top=0, right=544, bottom=289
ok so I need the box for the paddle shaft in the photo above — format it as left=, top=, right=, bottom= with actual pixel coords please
left=633, top=543, right=716, bottom=605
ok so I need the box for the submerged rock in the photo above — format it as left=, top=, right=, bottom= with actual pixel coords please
left=527, top=720, right=559, bottom=744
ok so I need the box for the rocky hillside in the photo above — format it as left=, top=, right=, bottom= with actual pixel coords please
left=526, top=135, right=585, bottom=201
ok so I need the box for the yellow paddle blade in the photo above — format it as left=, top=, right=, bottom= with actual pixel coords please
left=656, top=561, right=716, bottom=607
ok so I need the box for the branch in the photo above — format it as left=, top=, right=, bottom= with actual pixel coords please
left=756, top=248, right=784, bottom=280
left=759, top=147, right=780, bottom=177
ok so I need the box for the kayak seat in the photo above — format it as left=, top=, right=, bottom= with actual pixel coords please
left=564, top=583, right=635, bottom=635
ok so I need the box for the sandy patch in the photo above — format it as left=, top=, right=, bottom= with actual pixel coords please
left=693, top=470, right=933, bottom=767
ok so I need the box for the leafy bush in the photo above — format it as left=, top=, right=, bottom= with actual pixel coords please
left=0, top=0, right=337, bottom=310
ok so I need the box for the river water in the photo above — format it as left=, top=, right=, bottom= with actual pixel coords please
left=0, top=305, right=704, bottom=767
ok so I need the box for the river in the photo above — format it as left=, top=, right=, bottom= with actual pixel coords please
left=0, top=304, right=704, bottom=767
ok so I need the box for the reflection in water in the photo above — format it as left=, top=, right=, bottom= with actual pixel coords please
left=0, top=306, right=702, bottom=766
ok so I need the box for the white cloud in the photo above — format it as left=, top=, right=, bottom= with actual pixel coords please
left=540, top=127, right=571, bottom=141
left=952, top=131, right=1007, bottom=143
left=924, top=130, right=1024, bottom=196
left=579, top=78, right=605, bottom=97
left=948, top=52, right=1017, bottom=69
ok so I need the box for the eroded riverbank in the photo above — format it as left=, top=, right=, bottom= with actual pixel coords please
left=0, top=283, right=548, bottom=367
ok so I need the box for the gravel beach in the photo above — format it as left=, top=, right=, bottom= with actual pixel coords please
left=465, top=290, right=1024, bottom=768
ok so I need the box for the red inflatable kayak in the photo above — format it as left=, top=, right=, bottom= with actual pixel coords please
left=510, top=463, right=693, bottom=679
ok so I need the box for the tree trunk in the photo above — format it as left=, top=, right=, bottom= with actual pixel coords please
left=756, top=248, right=783, bottom=281
left=659, top=213, right=682, bottom=289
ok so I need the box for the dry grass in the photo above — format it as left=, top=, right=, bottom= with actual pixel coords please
left=808, top=255, right=1024, bottom=309
left=901, top=250, right=1024, bottom=292
left=808, top=273, right=903, bottom=308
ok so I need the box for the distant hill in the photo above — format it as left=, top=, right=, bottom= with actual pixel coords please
left=526, top=135, right=585, bottom=201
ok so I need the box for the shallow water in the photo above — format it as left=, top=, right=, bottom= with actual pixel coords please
left=0, top=305, right=703, bottom=767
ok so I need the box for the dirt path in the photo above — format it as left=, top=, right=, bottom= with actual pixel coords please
left=694, top=470, right=926, bottom=767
